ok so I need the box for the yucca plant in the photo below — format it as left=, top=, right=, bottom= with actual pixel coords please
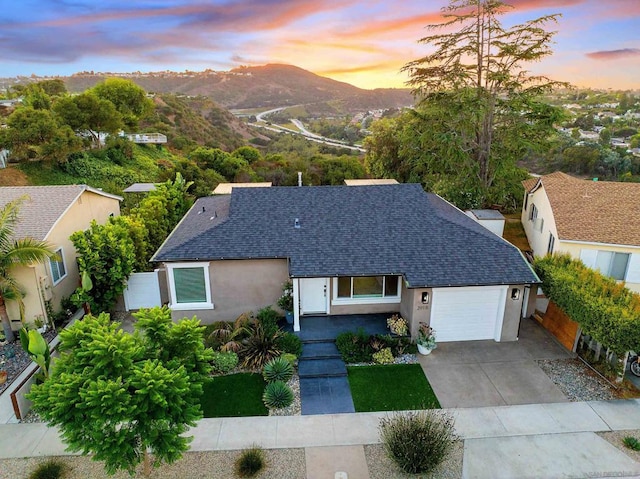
left=242, top=320, right=283, bottom=370
left=262, top=380, right=294, bottom=409
left=263, top=356, right=293, bottom=383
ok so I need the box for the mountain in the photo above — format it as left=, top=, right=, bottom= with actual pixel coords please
left=57, top=64, right=413, bottom=111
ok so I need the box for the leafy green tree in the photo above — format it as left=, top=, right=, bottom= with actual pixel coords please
left=21, top=84, right=51, bottom=110
left=316, top=157, right=366, bottom=185
left=0, top=107, right=82, bottom=162
left=91, top=78, right=154, bottom=129
left=54, top=92, right=123, bottom=145
left=400, top=0, right=567, bottom=204
left=0, top=198, right=56, bottom=342
left=232, top=146, right=262, bottom=164
left=70, top=220, right=135, bottom=313
left=599, top=128, right=612, bottom=146
left=28, top=308, right=213, bottom=476
left=37, top=79, right=67, bottom=97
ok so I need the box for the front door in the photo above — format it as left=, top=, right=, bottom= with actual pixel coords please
left=300, top=278, right=328, bottom=314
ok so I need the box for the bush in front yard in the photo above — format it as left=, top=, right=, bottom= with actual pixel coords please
left=372, top=347, right=394, bottom=364
left=210, top=351, right=238, bottom=374
left=263, top=356, right=293, bottom=383
left=257, top=306, right=280, bottom=336
left=277, top=332, right=303, bottom=357
left=379, top=409, right=457, bottom=474
left=235, top=445, right=266, bottom=477
left=262, top=380, right=294, bottom=409
left=336, top=328, right=373, bottom=363
left=28, top=459, right=68, bottom=479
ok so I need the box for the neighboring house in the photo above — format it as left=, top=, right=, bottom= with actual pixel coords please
left=0, top=185, right=121, bottom=329
left=152, top=183, right=538, bottom=342
left=521, top=172, right=640, bottom=293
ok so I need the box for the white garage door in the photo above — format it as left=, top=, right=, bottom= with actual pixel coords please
left=430, top=286, right=508, bottom=342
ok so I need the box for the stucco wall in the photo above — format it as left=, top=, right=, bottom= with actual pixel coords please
left=169, top=258, right=289, bottom=323
left=406, top=287, right=432, bottom=339
left=557, top=241, right=640, bottom=293
left=500, top=285, right=525, bottom=341
left=521, top=185, right=558, bottom=257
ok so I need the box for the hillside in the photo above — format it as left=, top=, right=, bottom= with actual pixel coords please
left=52, top=64, right=413, bottom=110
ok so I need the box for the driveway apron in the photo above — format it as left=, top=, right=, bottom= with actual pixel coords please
left=419, top=318, right=573, bottom=408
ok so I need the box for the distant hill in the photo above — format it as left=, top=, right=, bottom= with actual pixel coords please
left=47, top=64, right=413, bottom=111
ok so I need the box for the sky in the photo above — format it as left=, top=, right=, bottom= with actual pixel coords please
left=0, top=0, right=638, bottom=90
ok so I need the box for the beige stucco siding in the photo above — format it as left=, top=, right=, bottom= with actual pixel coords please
left=7, top=190, right=120, bottom=327
left=500, top=285, right=526, bottom=341
left=169, top=259, right=289, bottom=323
left=522, top=185, right=559, bottom=257
left=557, top=241, right=640, bottom=293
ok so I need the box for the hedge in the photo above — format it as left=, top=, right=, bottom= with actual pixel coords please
left=534, top=253, right=640, bottom=355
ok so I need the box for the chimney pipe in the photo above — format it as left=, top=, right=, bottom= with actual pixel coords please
left=298, top=172, right=302, bottom=187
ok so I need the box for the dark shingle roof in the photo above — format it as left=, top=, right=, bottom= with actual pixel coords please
left=153, top=184, right=538, bottom=288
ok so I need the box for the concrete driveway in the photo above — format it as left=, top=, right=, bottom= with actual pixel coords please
left=419, top=318, right=573, bottom=408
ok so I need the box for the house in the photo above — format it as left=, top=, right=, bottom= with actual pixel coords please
left=0, top=185, right=121, bottom=329
left=521, top=172, right=640, bottom=293
left=152, top=183, right=538, bottom=342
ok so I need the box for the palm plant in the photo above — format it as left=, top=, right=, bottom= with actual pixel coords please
left=0, top=198, right=56, bottom=343
left=207, top=313, right=251, bottom=353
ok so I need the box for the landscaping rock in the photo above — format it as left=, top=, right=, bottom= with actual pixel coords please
left=536, top=358, right=618, bottom=401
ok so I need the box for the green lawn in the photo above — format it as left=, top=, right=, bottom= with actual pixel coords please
left=201, top=373, right=268, bottom=418
left=347, top=364, right=440, bottom=412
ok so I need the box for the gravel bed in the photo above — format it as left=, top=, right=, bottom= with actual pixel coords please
left=365, top=441, right=463, bottom=479
left=350, top=353, right=419, bottom=367
left=598, top=429, right=640, bottom=463
left=536, top=358, right=618, bottom=401
left=0, top=328, right=56, bottom=394
left=269, top=373, right=301, bottom=416
left=0, top=448, right=306, bottom=479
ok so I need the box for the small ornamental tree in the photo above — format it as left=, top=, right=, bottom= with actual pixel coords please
left=28, top=307, right=213, bottom=477
left=70, top=219, right=135, bottom=313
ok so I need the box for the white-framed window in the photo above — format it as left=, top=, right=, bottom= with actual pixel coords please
left=49, top=247, right=67, bottom=285
left=529, top=204, right=538, bottom=222
left=332, top=275, right=401, bottom=305
left=166, top=262, right=213, bottom=310
left=594, top=251, right=630, bottom=281
left=547, top=233, right=555, bottom=255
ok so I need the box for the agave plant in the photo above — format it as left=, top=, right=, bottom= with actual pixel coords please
left=262, top=380, right=294, bottom=409
left=262, top=356, right=293, bottom=383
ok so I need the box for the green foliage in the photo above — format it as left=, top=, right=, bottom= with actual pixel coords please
left=372, top=347, right=394, bottom=365
left=200, top=373, right=268, bottom=418
left=235, top=446, right=266, bottom=478
left=379, top=409, right=457, bottom=474
left=210, top=350, right=239, bottom=374
left=534, top=254, right=640, bottom=355
left=281, top=353, right=297, bottom=367
left=276, top=332, right=303, bottom=357
left=276, top=281, right=294, bottom=312
left=256, top=306, right=280, bottom=337
left=241, top=321, right=283, bottom=370
left=262, top=356, right=294, bottom=383
left=262, top=380, right=294, bottom=409
left=233, top=146, right=262, bottom=164
left=19, top=328, right=51, bottom=378
left=90, top=78, right=154, bottom=128
left=54, top=92, right=123, bottom=145
left=336, top=329, right=374, bottom=363
left=28, top=309, right=213, bottom=476
left=28, top=459, right=68, bottom=479
left=623, top=436, right=640, bottom=451
left=70, top=219, right=136, bottom=313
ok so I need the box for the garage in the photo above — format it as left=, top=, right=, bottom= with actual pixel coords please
left=430, top=286, right=508, bottom=342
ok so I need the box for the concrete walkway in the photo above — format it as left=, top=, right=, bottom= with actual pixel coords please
left=2, top=399, right=640, bottom=478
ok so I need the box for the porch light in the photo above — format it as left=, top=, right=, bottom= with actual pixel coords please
left=511, top=288, right=520, bottom=300
left=421, top=292, right=430, bottom=304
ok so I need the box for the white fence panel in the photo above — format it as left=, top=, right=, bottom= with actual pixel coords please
left=124, top=271, right=162, bottom=311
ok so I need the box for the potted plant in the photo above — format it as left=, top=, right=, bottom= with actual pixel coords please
left=386, top=314, right=408, bottom=336
left=277, top=280, right=294, bottom=324
left=416, top=322, right=437, bottom=355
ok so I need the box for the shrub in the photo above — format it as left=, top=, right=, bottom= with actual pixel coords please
left=28, top=459, right=68, bottom=479
left=263, top=356, right=294, bottom=383
left=235, top=445, right=266, bottom=478
left=242, top=321, right=283, bottom=370
left=372, top=347, right=394, bottom=365
left=277, top=332, right=303, bottom=357
left=210, top=351, right=238, bottom=374
left=624, top=436, right=640, bottom=451
left=336, top=328, right=373, bottom=363
left=262, top=380, right=294, bottom=409
left=281, top=353, right=297, bottom=367
left=257, top=306, right=280, bottom=336
left=379, top=409, right=457, bottom=474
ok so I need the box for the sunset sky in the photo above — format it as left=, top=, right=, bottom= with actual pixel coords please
left=1, top=0, right=638, bottom=90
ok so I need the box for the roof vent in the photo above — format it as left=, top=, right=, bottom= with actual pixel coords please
left=294, top=218, right=300, bottom=229
left=298, top=172, right=302, bottom=187
left=198, top=206, right=205, bottom=214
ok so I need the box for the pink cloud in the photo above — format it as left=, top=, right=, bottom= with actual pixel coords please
left=586, top=48, right=640, bottom=60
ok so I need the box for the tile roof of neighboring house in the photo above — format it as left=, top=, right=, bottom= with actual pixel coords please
left=154, top=184, right=538, bottom=288
left=524, top=172, right=640, bottom=246
left=0, top=185, right=121, bottom=241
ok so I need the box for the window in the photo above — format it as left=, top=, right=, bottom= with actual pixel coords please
left=167, top=262, right=213, bottom=309
left=595, top=251, right=629, bottom=281
left=335, top=276, right=400, bottom=301
left=547, top=234, right=555, bottom=254
left=529, top=204, right=538, bottom=221
left=49, top=248, right=67, bottom=284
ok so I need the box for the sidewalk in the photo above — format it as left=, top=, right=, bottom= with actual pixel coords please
left=1, top=399, right=640, bottom=478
